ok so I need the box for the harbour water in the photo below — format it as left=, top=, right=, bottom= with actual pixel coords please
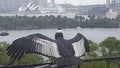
left=0, top=28, right=120, bottom=44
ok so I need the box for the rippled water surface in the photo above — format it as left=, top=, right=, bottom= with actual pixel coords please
left=0, top=28, right=120, bottom=43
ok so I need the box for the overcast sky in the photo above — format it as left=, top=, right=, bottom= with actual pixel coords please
left=48, top=0, right=106, bottom=6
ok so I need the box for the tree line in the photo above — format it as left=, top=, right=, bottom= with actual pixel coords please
left=0, top=36, right=120, bottom=66
left=0, top=15, right=120, bottom=30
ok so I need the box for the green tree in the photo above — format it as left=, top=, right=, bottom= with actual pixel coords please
left=0, top=42, right=44, bottom=65
left=99, top=37, right=120, bottom=57
left=0, top=42, right=10, bottom=65
left=74, top=15, right=85, bottom=27
left=12, top=54, right=44, bottom=65
left=74, top=15, right=85, bottom=23
left=87, top=40, right=99, bottom=59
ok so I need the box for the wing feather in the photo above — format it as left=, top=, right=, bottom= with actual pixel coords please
left=72, top=38, right=85, bottom=57
left=6, top=33, right=61, bottom=62
left=69, top=33, right=89, bottom=57
left=34, top=38, right=61, bottom=57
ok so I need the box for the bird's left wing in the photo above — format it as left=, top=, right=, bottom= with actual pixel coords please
left=72, top=38, right=86, bottom=57
left=68, top=33, right=89, bottom=57
left=7, top=33, right=61, bottom=61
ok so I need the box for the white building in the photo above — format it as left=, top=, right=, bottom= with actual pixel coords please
left=18, top=2, right=65, bottom=14
left=106, top=9, right=118, bottom=19
left=18, top=2, right=39, bottom=12
left=39, top=3, right=65, bottom=13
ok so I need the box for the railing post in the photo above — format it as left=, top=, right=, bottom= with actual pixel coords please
left=77, top=65, right=80, bottom=68
left=106, top=59, right=110, bottom=68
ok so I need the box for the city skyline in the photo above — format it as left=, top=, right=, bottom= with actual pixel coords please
left=48, top=0, right=106, bottom=6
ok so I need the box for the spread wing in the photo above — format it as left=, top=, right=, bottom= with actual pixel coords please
left=6, top=33, right=61, bottom=61
left=69, top=33, right=89, bottom=57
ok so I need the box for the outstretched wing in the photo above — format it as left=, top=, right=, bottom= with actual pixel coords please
left=7, top=33, right=61, bottom=61
left=69, top=33, right=89, bottom=57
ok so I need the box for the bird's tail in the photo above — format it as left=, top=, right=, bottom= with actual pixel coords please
left=56, top=56, right=82, bottom=67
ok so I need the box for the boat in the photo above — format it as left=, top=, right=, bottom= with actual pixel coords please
left=0, top=31, right=9, bottom=36
left=76, top=26, right=82, bottom=29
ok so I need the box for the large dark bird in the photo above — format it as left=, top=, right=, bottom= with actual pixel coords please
left=7, top=29, right=89, bottom=67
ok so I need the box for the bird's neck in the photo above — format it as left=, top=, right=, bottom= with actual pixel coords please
left=55, top=33, right=64, bottom=39
left=56, top=37, right=64, bottom=40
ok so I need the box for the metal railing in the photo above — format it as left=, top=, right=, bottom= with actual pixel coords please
left=0, top=63, right=55, bottom=68
left=0, top=57, right=120, bottom=68
left=81, top=57, right=120, bottom=68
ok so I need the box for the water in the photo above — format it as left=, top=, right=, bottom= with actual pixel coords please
left=0, top=28, right=120, bottom=44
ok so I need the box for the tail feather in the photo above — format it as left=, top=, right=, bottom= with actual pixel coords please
left=56, top=56, right=82, bottom=67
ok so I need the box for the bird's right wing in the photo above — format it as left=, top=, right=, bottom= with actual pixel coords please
left=33, top=36, right=61, bottom=58
left=68, top=33, right=89, bottom=57
left=7, top=33, right=61, bottom=61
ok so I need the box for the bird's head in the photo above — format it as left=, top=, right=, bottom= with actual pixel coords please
left=55, top=28, right=64, bottom=39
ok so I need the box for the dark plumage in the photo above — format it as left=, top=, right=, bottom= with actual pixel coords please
left=6, top=29, right=89, bottom=67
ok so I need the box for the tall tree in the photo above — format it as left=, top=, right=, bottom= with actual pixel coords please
left=99, top=37, right=120, bottom=57
left=87, top=40, right=99, bottom=59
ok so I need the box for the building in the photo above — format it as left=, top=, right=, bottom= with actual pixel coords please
left=0, top=0, right=40, bottom=12
left=38, top=0, right=48, bottom=7
left=18, top=1, right=65, bottom=14
left=0, top=0, right=4, bottom=8
left=39, top=4, right=65, bottom=13
left=110, top=0, right=120, bottom=14
left=32, top=0, right=39, bottom=5
left=111, top=0, right=120, bottom=7
left=106, top=9, right=118, bottom=19
left=14, top=0, right=40, bottom=11
left=18, top=2, right=39, bottom=12
left=51, top=0, right=55, bottom=4
left=104, top=0, right=120, bottom=19
left=106, top=0, right=110, bottom=8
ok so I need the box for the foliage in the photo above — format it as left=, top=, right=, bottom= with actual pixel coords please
left=46, top=57, right=56, bottom=63
left=0, top=42, right=44, bottom=65
left=99, top=37, right=120, bottom=57
left=0, top=42, right=10, bottom=65
left=0, top=15, right=120, bottom=30
left=0, top=36, right=120, bottom=67
left=12, top=54, right=44, bottom=65
left=81, top=61, right=106, bottom=68
left=81, top=37, right=120, bottom=68
left=86, top=40, right=99, bottom=59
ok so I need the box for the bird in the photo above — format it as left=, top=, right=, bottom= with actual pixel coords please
left=6, top=28, right=89, bottom=67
